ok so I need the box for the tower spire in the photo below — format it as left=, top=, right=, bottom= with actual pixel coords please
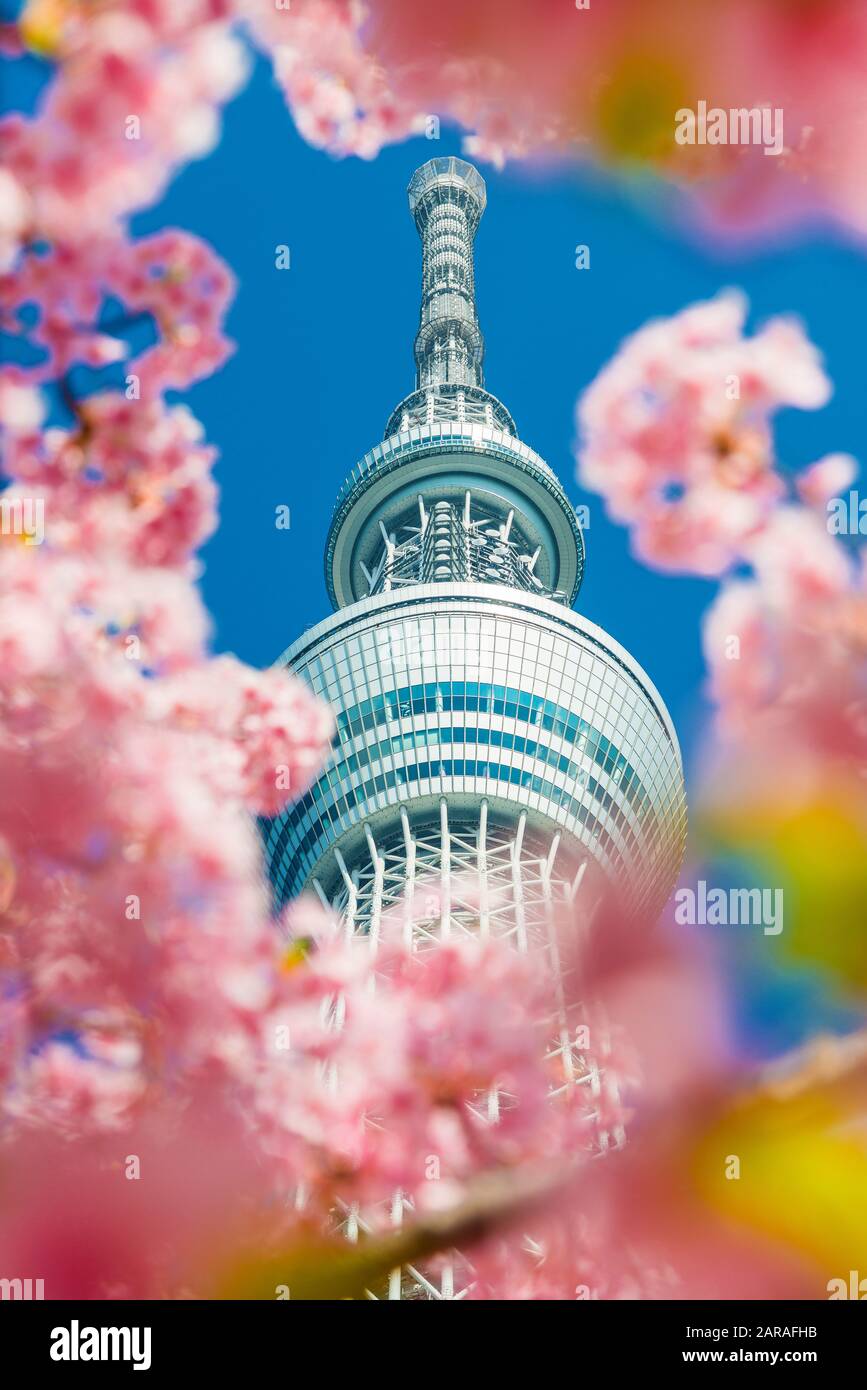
left=383, top=158, right=516, bottom=441
left=329, top=158, right=586, bottom=612
left=408, top=157, right=486, bottom=391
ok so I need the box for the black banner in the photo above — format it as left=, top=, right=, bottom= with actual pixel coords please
left=0, top=1299, right=860, bottom=1374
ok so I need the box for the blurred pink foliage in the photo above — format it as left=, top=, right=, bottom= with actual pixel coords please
left=576, top=290, right=866, bottom=800
left=1, top=0, right=864, bottom=1301
left=702, top=507, right=867, bottom=759
left=0, top=0, right=335, bottom=1297
left=250, top=0, right=867, bottom=240
left=6, top=2, right=867, bottom=248
left=1, top=1, right=247, bottom=256
left=577, top=291, right=832, bottom=576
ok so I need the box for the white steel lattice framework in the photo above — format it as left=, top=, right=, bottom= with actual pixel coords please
left=263, top=158, right=688, bottom=1299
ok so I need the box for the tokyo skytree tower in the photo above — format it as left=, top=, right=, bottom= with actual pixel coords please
left=265, top=156, right=686, bottom=954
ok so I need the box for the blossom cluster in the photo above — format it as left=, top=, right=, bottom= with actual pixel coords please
left=2, top=0, right=246, bottom=258
left=248, top=0, right=867, bottom=240
left=576, top=290, right=867, bottom=799
left=7, top=1, right=867, bottom=253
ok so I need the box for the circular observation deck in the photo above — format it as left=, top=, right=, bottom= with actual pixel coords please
left=325, top=423, right=586, bottom=610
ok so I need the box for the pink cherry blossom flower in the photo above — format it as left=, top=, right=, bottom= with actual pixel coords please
left=797, top=453, right=859, bottom=509
left=576, top=292, right=833, bottom=576
left=245, top=0, right=867, bottom=241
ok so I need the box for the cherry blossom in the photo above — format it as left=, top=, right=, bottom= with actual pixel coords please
left=797, top=452, right=859, bottom=510
left=576, top=292, right=833, bottom=576
left=248, top=0, right=867, bottom=240
left=701, top=508, right=867, bottom=795
left=6, top=0, right=867, bottom=260
left=4, top=2, right=246, bottom=247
